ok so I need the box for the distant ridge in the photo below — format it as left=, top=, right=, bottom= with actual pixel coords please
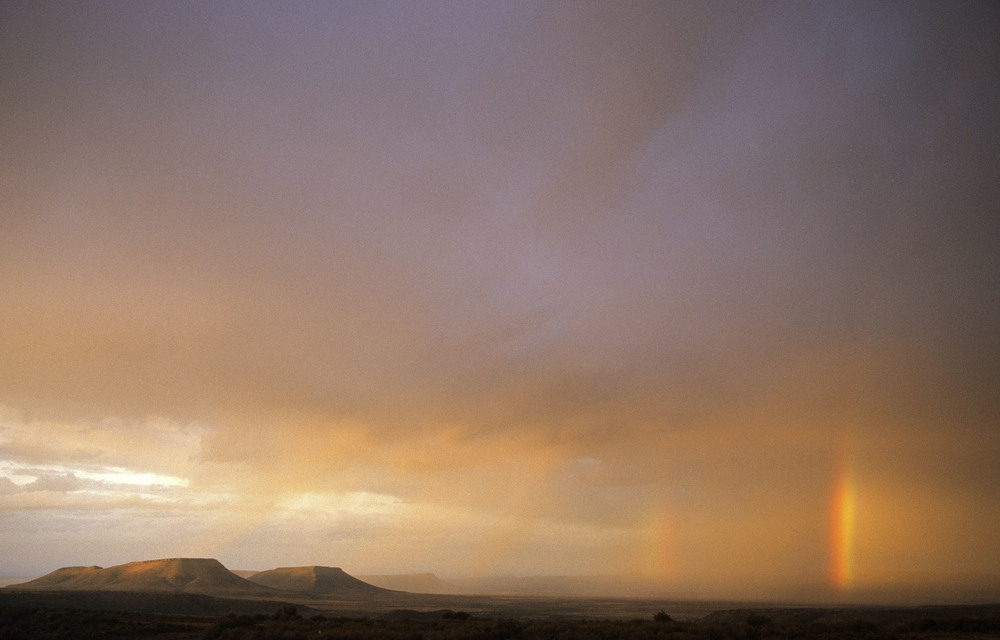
left=357, top=573, right=462, bottom=594
left=248, top=566, right=393, bottom=596
left=230, top=569, right=259, bottom=579
left=9, top=558, right=277, bottom=597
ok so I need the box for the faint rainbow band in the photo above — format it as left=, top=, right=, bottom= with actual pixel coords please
left=830, top=453, right=856, bottom=591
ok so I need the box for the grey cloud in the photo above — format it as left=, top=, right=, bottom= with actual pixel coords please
left=0, top=477, right=22, bottom=494
left=22, top=472, right=84, bottom=493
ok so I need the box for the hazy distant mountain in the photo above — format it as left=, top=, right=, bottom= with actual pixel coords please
left=356, top=573, right=462, bottom=594
left=230, top=569, right=259, bottom=579
left=9, top=558, right=276, bottom=597
left=448, top=575, right=679, bottom=598
left=247, top=566, right=393, bottom=597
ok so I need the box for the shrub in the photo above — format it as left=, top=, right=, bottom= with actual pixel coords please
left=744, top=613, right=770, bottom=628
left=273, top=605, right=301, bottom=621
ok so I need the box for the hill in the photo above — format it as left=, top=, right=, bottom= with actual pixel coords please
left=8, top=558, right=277, bottom=597
left=248, top=566, right=393, bottom=597
left=357, top=573, right=462, bottom=594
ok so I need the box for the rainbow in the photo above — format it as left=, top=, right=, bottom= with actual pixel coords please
left=830, top=453, right=856, bottom=591
left=652, top=509, right=677, bottom=581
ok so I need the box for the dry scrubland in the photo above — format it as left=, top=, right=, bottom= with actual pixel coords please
left=3, top=604, right=1000, bottom=640
left=4, top=560, right=999, bottom=639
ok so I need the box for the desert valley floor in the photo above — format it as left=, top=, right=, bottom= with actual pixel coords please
left=2, top=558, right=999, bottom=639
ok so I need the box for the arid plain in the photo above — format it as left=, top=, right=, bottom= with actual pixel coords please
left=3, top=558, right=999, bottom=639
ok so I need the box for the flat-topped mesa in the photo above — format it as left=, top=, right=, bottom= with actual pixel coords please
left=10, top=558, right=276, bottom=596
left=247, top=566, right=394, bottom=596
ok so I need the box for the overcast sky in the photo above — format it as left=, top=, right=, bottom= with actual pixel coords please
left=1, top=1, right=998, bottom=600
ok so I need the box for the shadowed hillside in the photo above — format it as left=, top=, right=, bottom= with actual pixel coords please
left=248, top=566, right=394, bottom=597
left=9, top=558, right=277, bottom=597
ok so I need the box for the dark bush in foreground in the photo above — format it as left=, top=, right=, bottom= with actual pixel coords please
left=273, top=605, right=300, bottom=621
left=204, top=612, right=258, bottom=638
left=745, top=612, right=770, bottom=628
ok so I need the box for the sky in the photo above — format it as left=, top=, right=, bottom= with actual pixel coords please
left=1, top=1, right=999, bottom=602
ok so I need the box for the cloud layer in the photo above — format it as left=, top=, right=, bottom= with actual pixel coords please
left=1, top=1, right=998, bottom=597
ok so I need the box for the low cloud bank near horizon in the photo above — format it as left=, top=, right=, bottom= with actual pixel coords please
left=1, top=1, right=998, bottom=598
